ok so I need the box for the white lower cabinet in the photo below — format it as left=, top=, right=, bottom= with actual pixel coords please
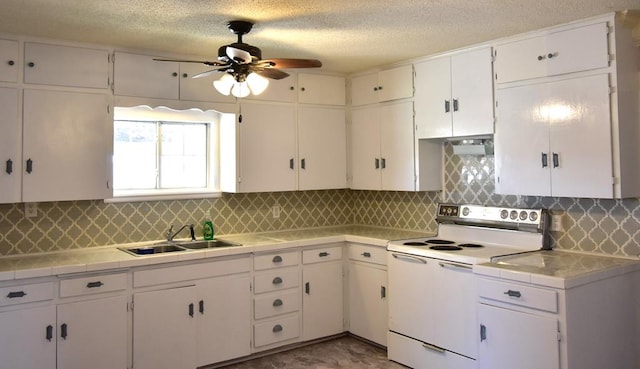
left=0, top=305, right=56, bottom=369
left=302, top=245, right=344, bottom=341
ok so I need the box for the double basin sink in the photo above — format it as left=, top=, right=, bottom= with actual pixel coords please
left=119, top=239, right=241, bottom=256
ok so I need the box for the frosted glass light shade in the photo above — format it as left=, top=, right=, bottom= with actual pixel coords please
left=213, top=73, right=235, bottom=96
left=246, top=73, right=269, bottom=95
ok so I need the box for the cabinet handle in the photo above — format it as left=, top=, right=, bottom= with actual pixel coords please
left=444, top=100, right=450, bottom=113
left=7, top=60, right=15, bottom=66
left=453, top=99, right=459, bottom=112
left=46, top=325, right=53, bottom=342
left=378, top=85, right=383, bottom=90
left=86, top=281, right=104, bottom=288
left=361, top=252, right=371, bottom=258
left=480, top=324, right=487, bottom=341
left=60, top=323, right=68, bottom=340
left=381, top=158, right=386, bottom=169
left=272, top=324, right=283, bottom=333
left=300, top=87, right=306, bottom=92
left=504, top=289, right=522, bottom=298
left=199, top=300, right=204, bottom=314
left=273, top=299, right=283, bottom=307
left=547, top=52, right=556, bottom=59
left=172, top=72, right=178, bottom=77
left=380, top=286, right=386, bottom=299
left=7, top=291, right=27, bottom=298
left=305, top=282, right=310, bottom=294
left=5, top=159, right=12, bottom=174
left=289, top=158, right=294, bottom=170
left=373, top=87, right=378, bottom=91
left=188, top=303, right=195, bottom=317
left=272, top=255, right=283, bottom=263
left=318, top=251, right=329, bottom=257
left=27, top=62, right=35, bottom=67
left=375, top=158, right=380, bottom=169
left=537, top=55, right=545, bottom=61
left=182, top=73, right=188, bottom=78
left=289, top=86, right=295, bottom=91
left=301, top=158, right=306, bottom=170
left=26, top=158, right=33, bottom=174
left=541, top=153, right=548, bottom=168
left=552, top=152, right=559, bottom=168
left=272, top=277, right=283, bottom=285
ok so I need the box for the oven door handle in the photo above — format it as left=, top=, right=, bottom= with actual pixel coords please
left=391, top=253, right=427, bottom=264
left=438, top=261, right=472, bottom=271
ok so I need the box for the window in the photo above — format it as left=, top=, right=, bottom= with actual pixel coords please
left=112, top=106, right=222, bottom=200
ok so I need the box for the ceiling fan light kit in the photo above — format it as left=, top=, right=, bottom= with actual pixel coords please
left=154, top=20, right=321, bottom=98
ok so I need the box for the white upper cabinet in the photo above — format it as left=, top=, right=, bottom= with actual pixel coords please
left=298, top=73, right=346, bottom=105
left=494, top=22, right=609, bottom=84
left=0, top=38, right=19, bottom=82
left=0, top=87, right=20, bottom=204
left=114, top=52, right=179, bottom=99
left=178, top=62, right=236, bottom=103
left=351, top=64, right=413, bottom=106
left=415, top=47, right=494, bottom=139
left=246, top=72, right=297, bottom=103
left=24, top=42, right=110, bottom=89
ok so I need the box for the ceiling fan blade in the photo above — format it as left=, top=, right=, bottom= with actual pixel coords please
left=259, top=58, right=322, bottom=69
left=226, top=46, right=252, bottom=64
left=254, top=68, right=290, bottom=80
left=153, top=58, right=226, bottom=67
left=191, top=67, right=229, bottom=79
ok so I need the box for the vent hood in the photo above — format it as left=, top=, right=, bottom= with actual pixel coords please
left=451, top=139, right=494, bottom=156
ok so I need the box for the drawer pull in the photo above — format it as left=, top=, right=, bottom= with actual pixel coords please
left=272, top=277, right=283, bottom=285
left=422, top=342, right=446, bottom=353
left=46, top=325, right=53, bottom=342
left=7, top=291, right=27, bottom=298
left=188, top=303, right=195, bottom=317
left=272, top=255, right=283, bottom=263
left=272, top=324, right=283, bottom=333
left=305, top=282, right=310, bottom=295
left=380, top=286, right=386, bottom=299
left=319, top=251, right=329, bottom=257
left=504, top=289, right=522, bottom=298
left=273, top=299, right=283, bottom=307
left=5, top=159, right=12, bottom=174
left=60, top=323, right=68, bottom=340
left=86, top=281, right=104, bottom=288
left=361, top=252, right=371, bottom=258
left=480, top=324, right=487, bottom=341
left=199, top=300, right=205, bottom=314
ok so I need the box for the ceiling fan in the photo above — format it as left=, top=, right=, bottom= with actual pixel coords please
left=154, top=20, right=322, bottom=97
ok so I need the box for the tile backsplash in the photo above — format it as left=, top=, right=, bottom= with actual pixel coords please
left=1, top=141, right=639, bottom=258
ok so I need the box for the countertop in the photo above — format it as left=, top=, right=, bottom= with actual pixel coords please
left=474, top=249, right=640, bottom=289
left=0, top=226, right=433, bottom=281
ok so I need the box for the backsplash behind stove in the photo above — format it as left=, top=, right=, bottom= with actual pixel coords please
left=1, top=141, right=639, bottom=258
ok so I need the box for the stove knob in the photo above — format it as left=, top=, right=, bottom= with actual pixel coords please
left=510, top=210, right=518, bottom=220
left=529, top=212, right=538, bottom=221
left=500, top=209, right=508, bottom=219
left=462, top=207, right=470, bottom=216
left=519, top=211, right=528, bottom=221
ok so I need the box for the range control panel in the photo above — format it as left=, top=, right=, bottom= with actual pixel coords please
left=437, top=203, right=546, bottom=228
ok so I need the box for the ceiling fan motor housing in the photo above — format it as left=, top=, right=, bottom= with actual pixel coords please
left=218, top=43, right=262, bottom=62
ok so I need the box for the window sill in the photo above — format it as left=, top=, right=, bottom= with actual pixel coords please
left=105, top=189, right=223, bottom=203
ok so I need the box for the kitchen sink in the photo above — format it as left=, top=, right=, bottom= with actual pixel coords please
left=177, top=239, right=242, bottom=249
left=119, top=243, right=186, bottom=256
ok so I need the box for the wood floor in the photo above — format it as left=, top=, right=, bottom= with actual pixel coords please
left=218, top=336, right=406, bottom=369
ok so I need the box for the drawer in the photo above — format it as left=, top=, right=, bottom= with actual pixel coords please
left=254, top=251, right=300, bottom=271
left=254, top=267, right=299, bottom=294
left=60, top=272, right=127, bottom=298
left=387, top=331, right=476, bottom=369
left=134, top=256, right=250, bottom=288
left=254, top=314, right=300, bottom=348
left=302, top=245, right=343, bottom=264
left=0, top=282, right=55, bottom=306
left=348, top=244, right=386, bottom=265
left=254, top=289, right=300, bottom=320
left=478, top=278, right=558, bottom=313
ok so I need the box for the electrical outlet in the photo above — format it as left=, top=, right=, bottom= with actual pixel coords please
left=24, top=202, right=38, bottom=218
left=551, top=213, right=563, bottom=232
left=272, top=205, right=281, bottom=219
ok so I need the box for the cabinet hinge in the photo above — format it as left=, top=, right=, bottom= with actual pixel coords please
left=609, top=86, right=617, bottom=94
left=612, top=177, right=619, bottom=185
left=238, top=114, right=243, bottom=123
left=249, top=282, right=253, bottom=292
left=107, top=105, right=111, bottom=114
left=557, top=331, right=561, bottom=342
left=608, top=54, right=615, bottom=62
left=491, top=53, right=496, bottom=63
left=128, top=300, right=134, bottom=312
left=607, top=25, right=614, bottom=35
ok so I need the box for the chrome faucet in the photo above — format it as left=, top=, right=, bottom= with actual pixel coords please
left=166, top=224, right=196, bottom=242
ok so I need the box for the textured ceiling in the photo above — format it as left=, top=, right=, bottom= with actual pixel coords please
left=0, top=0, right=637, bottom=73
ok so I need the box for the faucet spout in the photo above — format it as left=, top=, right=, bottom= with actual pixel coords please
left=166, top=224, right=196, bottom=242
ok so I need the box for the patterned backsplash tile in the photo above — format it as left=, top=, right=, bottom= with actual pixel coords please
left=1, top=141, right=639, bottom=258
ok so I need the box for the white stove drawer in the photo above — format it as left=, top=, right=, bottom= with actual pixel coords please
left=388, top=331, right=476, bottom=369
left=478, top=278, right=558, bottom=313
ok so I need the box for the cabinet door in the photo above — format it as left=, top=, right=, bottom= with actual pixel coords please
left=298, top=73, right=345, bottom=105
left=380, top=101, right=415, bottom=191
left=57, top=295, right=128, bottom=369
left=495, top=83, right=551, bottom=196
left=196, top=275, right=251, bottom=366
left=350, top=72, right=379, bottom=106
left=378, top=65, right=413, bottom=102
left=22, top=89, right=111, bottom=202
left=0, top=305, right=56, bottom=369
left=24, top=42, right=109, bottom=89
left=350, top=107, right=381, bottom=190
left=348, top=262, right=387, bottom=346
left=548, top=74, right=612, bottom=198
left=179, top=63, right=236, bottom=103
left=298, top=107, right=346, bottom=190
left=451, top=47, right=494, bottom=137
left=478, top=303, right=560, bottom=369
left=237, top=102, right=297, bottom=192
left=114, top=52, right=179, bottom=99
left=0, top=87, right=21, bottom=203
left=414, top=57, right=453, bottom=138
left=0, top=38, right=19, bottom=82
left=133, top=286, right=197, bottom=369
left=245, top=73, right=297, bottom=103
left=302, top=261, right=344, bottom=341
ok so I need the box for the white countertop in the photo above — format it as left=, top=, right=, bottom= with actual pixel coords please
left=474, top=250, right=640, bottom=289
left=0, top=226, right=432, bottom=281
